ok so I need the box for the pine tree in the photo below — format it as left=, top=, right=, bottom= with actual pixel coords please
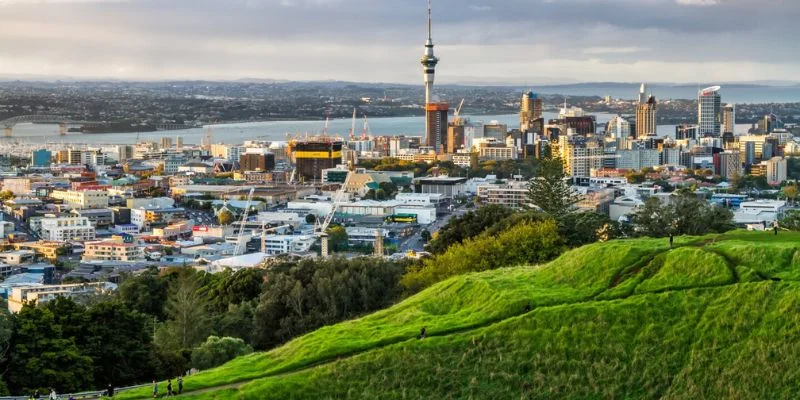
left=527, top=157, right=583, bottom=220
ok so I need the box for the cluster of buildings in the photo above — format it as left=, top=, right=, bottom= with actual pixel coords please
left=0, top=2, right=796, bottom=314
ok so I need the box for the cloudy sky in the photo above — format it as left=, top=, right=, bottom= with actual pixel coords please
left=0, top=0, right=798, bottom=84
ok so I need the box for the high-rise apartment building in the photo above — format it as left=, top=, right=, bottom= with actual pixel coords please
left=635, top=84, right=657, bottom=138
left=559, top=136, right=604, bottom=178
left=425, top=102, right=449, bottom=153
left=766, top=156, right=788, bottom=185
left=520, top=90, right=543, bottom=132
left=723, top=104, right=735, bottom=134
left=698, top=86, right=722, bottom=137
left=717, top=151, right=742, bottom=179
left=446, top=122, right=466, bottom=154
left=606, top=116, right=631, bottom=139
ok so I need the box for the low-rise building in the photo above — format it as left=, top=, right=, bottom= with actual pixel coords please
left=734, top=200, right=787, bottom=229
left=83, top=239, right=143, bottom=262
left=260, top=234, right=316, bottom=255
left=71, top=208, right=114, bottom=229
left=8, top=282, right=116, bottom=313
left=51, top=189, right=109, bottom=209
left=477, top=181, right=529, bottom=209
left=40, top=216, right=96, bottom=242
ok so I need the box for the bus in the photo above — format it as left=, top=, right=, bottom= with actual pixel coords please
left=386, top=213, right=417, bottom=224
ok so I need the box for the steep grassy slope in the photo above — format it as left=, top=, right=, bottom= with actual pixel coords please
left=118, top=231, right=800, bottom=399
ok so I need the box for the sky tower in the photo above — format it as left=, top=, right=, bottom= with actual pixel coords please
left=420, top=0, right=439, bottom=105
left=420, top=0, right=448, bottom=153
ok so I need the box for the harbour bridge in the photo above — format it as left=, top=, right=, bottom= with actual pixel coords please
left=0, top=114, right=105, bottom=137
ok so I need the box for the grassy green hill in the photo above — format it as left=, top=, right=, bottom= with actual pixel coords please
left=118, top=231, right=800, bottom=399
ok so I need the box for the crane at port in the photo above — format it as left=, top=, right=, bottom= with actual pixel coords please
left=316, top=169, right=354, bottom=257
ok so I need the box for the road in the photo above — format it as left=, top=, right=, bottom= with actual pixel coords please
left=397, top=206, right=469, bottom=253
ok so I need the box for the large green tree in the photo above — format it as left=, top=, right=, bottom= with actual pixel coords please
left=8, top=306, right=93, bottom=394
left=156, top=272, right=211, bottom=350
left=631, top=191, right=734, bottom=237
left=527, top=157, right=583, bottom=220
left=119, top=269, right=169, bottom=319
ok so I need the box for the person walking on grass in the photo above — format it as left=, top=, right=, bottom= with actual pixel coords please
left=167, top=379, right=174, bottom=397
left=152, top=379, right=158, bottom=398
left=177, top=375, right=183, bottom=394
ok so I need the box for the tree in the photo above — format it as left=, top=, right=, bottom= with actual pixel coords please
left=217, top=209, right=235, bottom=225
left=156, top=272, right=211, bottom=350
left=326, top=225, right=348, bottom=252
left=190, top=336, right=253, bottom=370
left=630, top=191, right=734, bottom=237
left=207, top=269, right=264, bottom=313
left=305, top=214, right=317, bottom=224
left=558, top=211, right=623, bottom=247
left=0, top=190, right=13, bottom=201
left=426, top=205, right=515, bottom=254
left=8, top=305, right=93, bottom=394
left=119, top=269, right=169, bottom=319
left=780, top=210, right=800, bottom=231
left=527, top=157, right=583, bottom=220
left=402, top=221, right=565, bottom=293
left=83, top=301, right=157, bottom=387
left=783, top=184, right=798, bottom=205
left=420, top=229, right=431, bottom=243
left=252, top=258, right=408, bottom=350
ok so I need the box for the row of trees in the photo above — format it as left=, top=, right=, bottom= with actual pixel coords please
left=0, top=255, right=413, bottom=394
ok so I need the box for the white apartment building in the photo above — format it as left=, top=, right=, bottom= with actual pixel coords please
left=477, top=181, right=529, bottom=209
left=51, top=190, right=109, bottom=209
left=83, top=240, right=143, bottom=261
left=261, top=235, right=316, bottom=256
left=616, top=149, right=660, bottom=171
left=766, top=157, right=788, bottom=185
left=40, top=217, right=96, bottom=242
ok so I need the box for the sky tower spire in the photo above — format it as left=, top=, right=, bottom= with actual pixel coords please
left=421, top=0, right=439, bottom=106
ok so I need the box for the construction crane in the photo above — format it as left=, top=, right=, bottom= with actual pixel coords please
left=361, top=114, right=371, bottom=140
left=453, top=98, right=465, bottom=124
left=233, top=187, right=256, bottom=256
left=349, top=108, right=357, bottom=141
left=316, top=169, right=354, bottom=257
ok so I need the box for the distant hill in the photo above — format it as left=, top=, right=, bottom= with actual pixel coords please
left=115, top=230, right=800, bottom=399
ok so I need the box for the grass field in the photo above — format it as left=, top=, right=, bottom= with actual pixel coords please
left=117, top=231, right=800, bottom=399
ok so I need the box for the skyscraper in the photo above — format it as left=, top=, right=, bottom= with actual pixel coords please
left=425, top=103, right=449, bottom=153
left=420, top=0, right=442, bottom=150
left=723, top=104, right=735, bottom=134
left=520, top=90, right=543, bottom=132
left=635, top=83, right=657, bottom=138
left=698, top=86, right=722, bottom=137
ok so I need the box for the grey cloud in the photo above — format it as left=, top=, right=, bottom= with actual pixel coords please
left=0, top=0, right=799, bottom=82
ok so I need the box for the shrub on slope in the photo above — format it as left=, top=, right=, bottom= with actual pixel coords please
left=402, top=221, right=565, bottom=293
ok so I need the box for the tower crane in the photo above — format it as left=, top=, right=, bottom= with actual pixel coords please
left=361, top=114, right=371, bottom=140
left=349, top=108, right=357, bottom=141
left=453, top=98, right=465, bottom=124
left=316, top=168, right=354, bottom=257
left=233, top=187, right=255, bottom=256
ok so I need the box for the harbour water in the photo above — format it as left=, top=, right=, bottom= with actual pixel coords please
left=2, top=111, right=682, bottom=146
